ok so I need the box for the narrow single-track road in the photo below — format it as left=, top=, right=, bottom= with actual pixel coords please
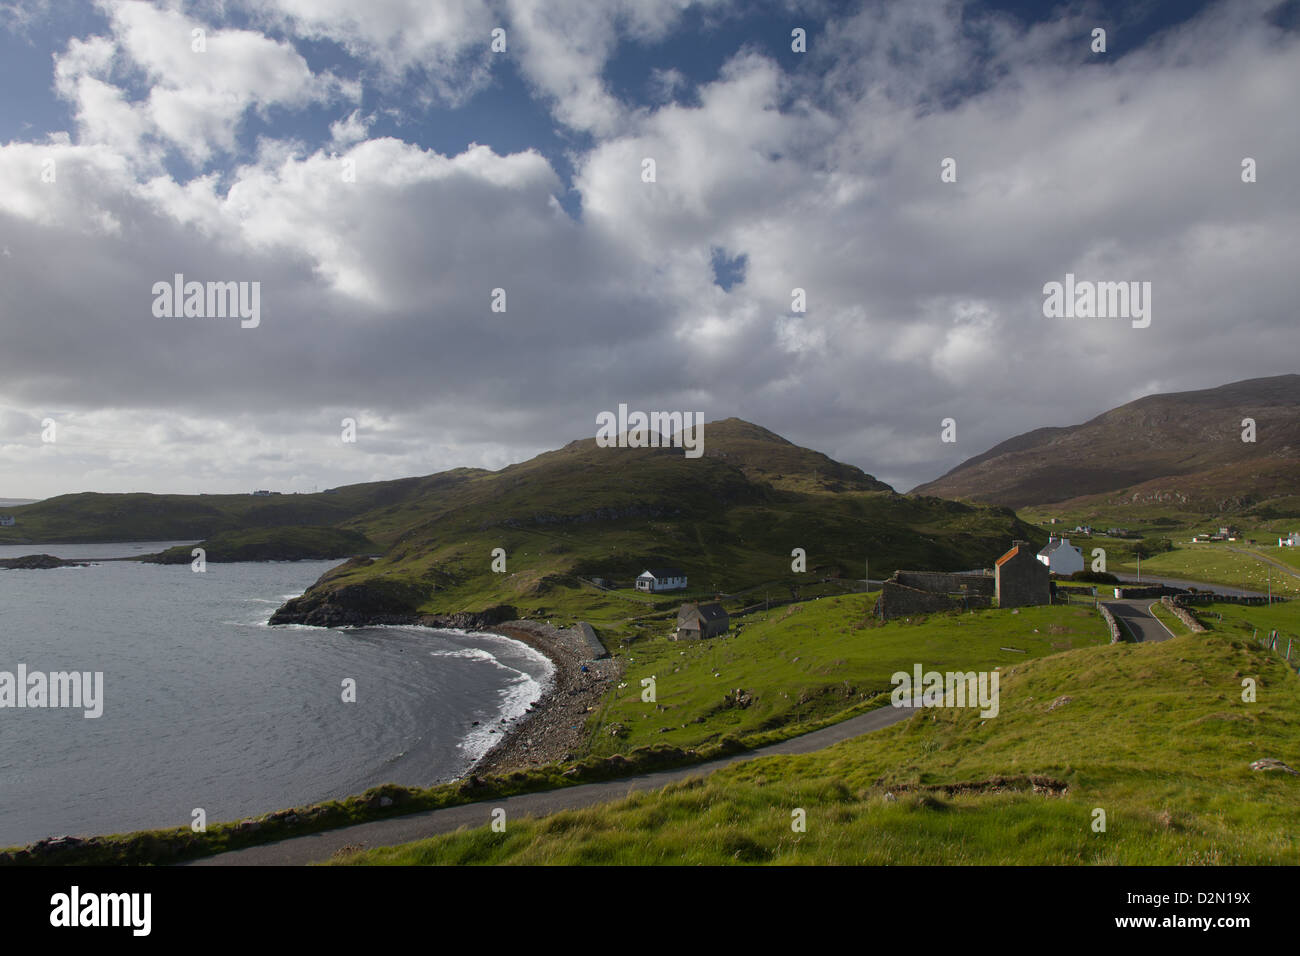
left=191, top=701, right=919, bottom=866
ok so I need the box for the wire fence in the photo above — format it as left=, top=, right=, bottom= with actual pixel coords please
left=1053, top=588, right=1098, bottom=607
left=1254, top=629, right=1298, bottom=672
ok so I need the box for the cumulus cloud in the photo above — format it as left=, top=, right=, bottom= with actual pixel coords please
left=52, top=0, right=357, bottom=166
left=245, top=0, right=497, bottom=105
left=1, top=0, right=1297, bottom=498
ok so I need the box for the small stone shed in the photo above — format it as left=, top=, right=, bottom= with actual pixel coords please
left=675, top=602, right=729, bottom=640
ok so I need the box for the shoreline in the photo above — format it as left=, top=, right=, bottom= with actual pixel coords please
left=0, top=616, right=617, bottom=857
left=470, top=620, right=620, bottom=777
left=266, top=612, right=620, bottom=778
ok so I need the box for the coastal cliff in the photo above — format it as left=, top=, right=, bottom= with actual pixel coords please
left=268, top=558, right=516, bottom=628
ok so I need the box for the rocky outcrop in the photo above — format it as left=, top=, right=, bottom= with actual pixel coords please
left=268, top=571, right=516, bottom=629
left=269, top=577, right=421, bottom=627
left=1250, top=758, right=1298, bottom=775
left=0, top=554, right=89, bottom=570
left=416, top=607, right=520, bottom=630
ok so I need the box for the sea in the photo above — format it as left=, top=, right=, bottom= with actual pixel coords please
left=0, top=542, right=553, bottom=848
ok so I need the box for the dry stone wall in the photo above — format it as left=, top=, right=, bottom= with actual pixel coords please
left=896, top=571, right=995, bottom=596
left=1098, top=604, right=1123, bottom=643
left=1160, top=597, right=1207, bottom=633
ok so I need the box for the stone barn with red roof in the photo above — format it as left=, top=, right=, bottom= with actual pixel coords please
left=995, top=540, right=1051, bottom=609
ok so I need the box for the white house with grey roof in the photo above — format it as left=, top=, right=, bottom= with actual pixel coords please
left=635, top=567, right=687, bottom=592
left=1036, top=537, right=1084, bottom=576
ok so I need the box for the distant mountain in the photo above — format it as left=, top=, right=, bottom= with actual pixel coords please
left=912, top=375, right=1300, bottom=512
left=1, top=419, right=1038, bottom=622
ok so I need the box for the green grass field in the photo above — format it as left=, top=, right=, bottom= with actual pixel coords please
left=1201, top=600, right=1300, bottom=663
left=1111, top=543, right=1300, bottom=596
left=1254, top=546, right=1300, bottom=573
left=585, top=595, right=1110, bottom=754
left=1146, top=601, right=1190, bottom=637
left=337, top=618, right=1300, bottom=865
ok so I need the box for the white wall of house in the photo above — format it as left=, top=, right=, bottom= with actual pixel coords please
left=636, top=572, right=687, bottom=592
left=1037, top=540, right=1084, bottom=575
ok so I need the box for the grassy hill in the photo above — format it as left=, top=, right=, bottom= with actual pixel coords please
left=691, top=418, right=891, bottom=494
left=585, top=595, right=1109, bottom=754
left=0, top=419, right=1041, bottom=632
left=141, top=526, right=377, bottom=564
left=335, top=604, right=1300, bottom=865
left=0, top=477, right=467, bottom=544
left=267, top=421, right=1042, bottom=630
left=913, top=374, right=1300, bottom=514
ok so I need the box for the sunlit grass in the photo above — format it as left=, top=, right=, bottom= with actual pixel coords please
left=337, top=607, right=1300, bottom=865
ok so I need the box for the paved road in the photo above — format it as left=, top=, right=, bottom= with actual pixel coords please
left=190, top=701, right=919, bottom=866
left=1116, top=573, right=1267, bottom=598
left=1102, top=599, right=1176, bottom=643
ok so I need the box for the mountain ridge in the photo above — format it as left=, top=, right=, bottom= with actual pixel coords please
left=912, top=374, right=1300, bottom=511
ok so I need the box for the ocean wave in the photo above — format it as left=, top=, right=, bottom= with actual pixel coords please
left=456, top=668, right=549, bottom=763
left=428, top=647, right=500, bottom=662
left=431, top=638, right=555, bottom=763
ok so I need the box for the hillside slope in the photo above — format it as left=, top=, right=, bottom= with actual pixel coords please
left=913, top=375, right=1300, bottom=510
left=2, top=419, right=1039, bottom=628
left=266, top=421, right=1034, bottom=626
left=335, top=616, right=1300, bottom=865
left=0, top=473, right=484, bottom=544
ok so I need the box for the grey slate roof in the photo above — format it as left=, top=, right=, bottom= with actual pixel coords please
left=678, top=602, right=728, bottom=625
left=641, top=567, right=686, bottom=579
left=695, top=602, right=727, bottom=621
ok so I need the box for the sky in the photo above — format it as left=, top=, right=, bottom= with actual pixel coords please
left=0, top=0, right=1297, bottom=499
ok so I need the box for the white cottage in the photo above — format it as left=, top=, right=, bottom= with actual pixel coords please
left=1280, top=533, right=1300, bottom=547
left=1036, top=537, right=1084, bottom=576
left=0, top=515, right=14, bottom=527
left=635, top=567, right=688, bottom=592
